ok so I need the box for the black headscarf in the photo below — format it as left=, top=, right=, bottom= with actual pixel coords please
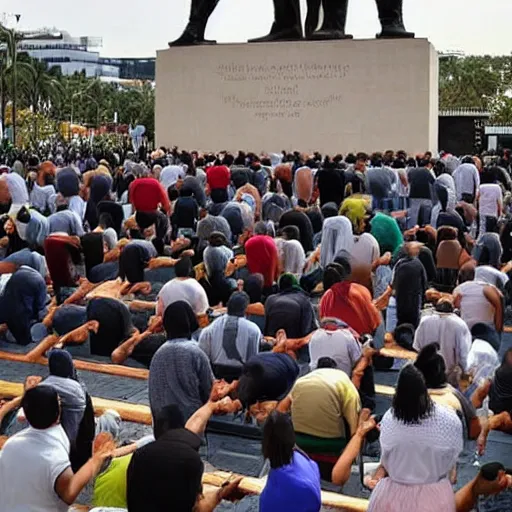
left=279, top=210, right=314, bottom=253
left=81, top=232, right=104, bottom=280
left=48, top=349, right=77, bottom=380
left=321, top=202, right=339, bottom=219
left=489, top=349, right=512, bottom=415
left=87, top=298, right=134, bottom=356
left=210, top=188, right=228, bottom=204
left=163, top=301, right=199, bottom=340
left=306, top=207, right=324, bottom=234
left=97, top=200, right=124, bottom=235
left=127, top=428, right=203, bottom=512
left=135, top=211, right=158, bottom=231
left=119, top=243, right=150, bottom=283
left=244, top=274, right=264, bottom=304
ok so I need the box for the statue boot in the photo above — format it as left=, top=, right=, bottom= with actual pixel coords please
left=249, top=0, right=303, bottom=43
left=375, top=0, right=414, bottom=38
left=308, top=0, right=353, bottom=40
left=169, top=0, right=220, bottom=46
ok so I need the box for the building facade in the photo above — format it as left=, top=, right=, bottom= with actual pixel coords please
left=19, top=30, right=155, bottom=81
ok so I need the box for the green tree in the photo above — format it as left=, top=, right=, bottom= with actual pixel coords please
left=0, top=24, right=22, bottom=143
left=439, top=55, right=512, bottom=123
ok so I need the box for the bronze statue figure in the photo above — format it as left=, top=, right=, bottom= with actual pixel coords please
left=169, top=0, right=220, bottom=46
left=169, top=0, right=413, bottom=47
left=248, top=0, right=303, bottom=43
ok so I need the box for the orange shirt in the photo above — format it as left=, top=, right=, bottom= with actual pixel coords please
left=319, top=281, right=381, bottom=336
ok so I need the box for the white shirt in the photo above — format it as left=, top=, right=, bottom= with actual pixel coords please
left=413, top=313, right=472, bottom=372
left=475, top=265, right=509, bottom=289
left=68, top=195, right=86, bottom=221
left=30, top=184, right=56, bottom=214
left=308, top=328, right=362, bottom=377
left=467, top=338, right=500, bottom=385
left=479, top=184, right=502, bottom=217
left=453, top=280, right=496, bottom=330
left=351, top=233, right=380, bottom=266
left=157, top=277, right=209, bottom=315
left=453, top=163, right=480, bottom=200
left=0, top=425, right=70, bottom=512
left=380, top=404, right=463, bottom=485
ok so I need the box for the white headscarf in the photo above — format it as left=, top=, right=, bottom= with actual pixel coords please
left=280, top=239, right=306, bottom=275
left=160, top=165, right=185, bottom=190
left=5, top=173, right=29, bottom=206
left=320, top=216, right=354, bottom=268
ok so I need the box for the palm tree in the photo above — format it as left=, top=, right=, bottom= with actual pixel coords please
left=17, top=59, right=64, bottom=140
left=0, top=24, right=20, bottom=144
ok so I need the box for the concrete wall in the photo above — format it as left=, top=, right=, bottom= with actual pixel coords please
left=156, top=38, right=438, bottom=154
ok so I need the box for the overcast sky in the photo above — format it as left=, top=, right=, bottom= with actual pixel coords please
left=4, top=0, right=512, bottom=57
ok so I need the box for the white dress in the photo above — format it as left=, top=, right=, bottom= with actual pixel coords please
left=368, top=404, right=463, bottom=512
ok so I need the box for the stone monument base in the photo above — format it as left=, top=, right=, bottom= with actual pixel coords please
left=156, top=38, right=438, bottom=154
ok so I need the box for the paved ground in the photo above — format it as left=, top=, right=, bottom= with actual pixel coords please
left=1, top=332, right=512, bottom=510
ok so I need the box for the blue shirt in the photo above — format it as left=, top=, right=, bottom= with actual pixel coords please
left=260, top=451, right=321, bottom=512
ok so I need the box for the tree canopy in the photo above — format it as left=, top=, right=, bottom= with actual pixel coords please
left=439, top=55, right=512, bottom=123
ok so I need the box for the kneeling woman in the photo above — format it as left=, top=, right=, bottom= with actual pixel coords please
left=260, top=411, right=321, bottom=512
left=367, top=365, right=463, bottom=512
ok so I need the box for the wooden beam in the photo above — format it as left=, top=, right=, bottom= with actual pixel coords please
left=0, top=379, right=152, bottom=425
left=0, top=351, right=149, bottom=380
left=375, top=384, right=395, bottom=396
left=203, top=471, right=369, bottom=511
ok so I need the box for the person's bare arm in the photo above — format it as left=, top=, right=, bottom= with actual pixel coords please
left=276, top=395, right=292, bottom=413
left=453, top=292, right=462, bottom=310
left=0, top=396, right=22, bottom=424
left=373, top=285, right=392, bottom=311
left=55, top=435, right=115, bottom=505
left=332, top=410, right=376, bottom=486
left=185, top=401, right=218, bottom=436
left=483, top=285, right=504, bottom=332
left=455, top=465, right=512, bottom=512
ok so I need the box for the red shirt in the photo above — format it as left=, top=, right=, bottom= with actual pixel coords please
left=129, top=178, right=170, bottom=213
left=206, top=166, right=230, bottom=190
left=245, top=235, right=279, bottom=288
left=319, top=281, right=381, bottom=336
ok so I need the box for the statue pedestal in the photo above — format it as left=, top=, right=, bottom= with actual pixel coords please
left=156, top=38, right=438, bottom=154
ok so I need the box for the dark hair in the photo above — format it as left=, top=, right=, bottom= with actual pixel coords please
left=392, top=365, right=433, bottom=424
left=254, top=221, right=269, bottom=235
left=317, top=356, right=338, bottom=369
left=22, top=386, right=60, bottom=430
left=458, top=264, right=475, bottom=284
left=167, top=185, right=179, bottom=202
left=174, top=256, right=193, bottom=278
left=281, top=225, right=300, bottom=241
left=370, top=152, right=383, bottom=167
left=414, top=343, right=447, bottom=389
left=433, top=159, right=446, bottom=177
left=322, top=263, right=344, bottom=291
left=392, top=158, right=406, bottom=169
left=237, top=362, right=264, bottom=407
left=98, top=212, right=114, bottom=230
left=461, top=156, right=474, bottom=164
left=480, top=167, right=496, bottom=184
left=208, top=231, right=229, bottom=247
left=262, top=411, right=296, bottom=469
left=153, top=404, right=185, bottom=439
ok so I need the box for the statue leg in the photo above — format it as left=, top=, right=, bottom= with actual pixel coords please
left=308, top=0, right=352, bottom=40
left=169, top=0, right=220, bottom=46
left=375, top=0, right=414, bottom=38
left=248, top=0, right=303, bottom=43
left=305, top=0, right=321, bottom=38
